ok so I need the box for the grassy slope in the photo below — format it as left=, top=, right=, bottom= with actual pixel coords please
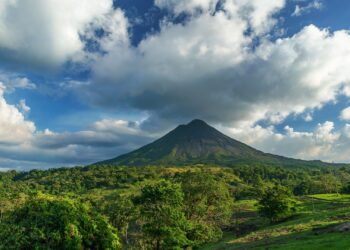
left=202, top=194, right=350, bottom=250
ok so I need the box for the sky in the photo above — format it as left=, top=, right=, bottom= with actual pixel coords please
left=1, top=0, right=350, bottom=170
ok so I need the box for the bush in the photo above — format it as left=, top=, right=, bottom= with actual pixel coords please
left=257, top=184, right=296, bottom=223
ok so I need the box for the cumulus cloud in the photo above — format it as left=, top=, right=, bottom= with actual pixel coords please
left=0, top=95, right=154, bottom=169
left=292, top=0, right=323, bottom=17
left=3, top=0, right=347, bottom=132
left=1, top=0, right=350, bottom=168
left=342, top=86, right=350, bottom=97
left=32, top=119, right=150, bottom=150
left=81, top=20, right=350, bottom=130
left=226, top=121, right=346, bottom=162
left=155, top=0, right=218, bottom=15
left=303, top=113, right=313, bottom=122
left=0, top=73, right=36, bottom=92
left=340, top=107, right=350, bottom=121
left=0, top=82, right=154, bottom=169
left=0, top=118, right=155, bottom=170
left=0, top=85, right=35, bottom=144
left=0, top=74, right=156, bottom=169
left=0, top=0, right=128, bottom=70
left=17, top=99, right=30, bottom=114
left=155, top=0, right=285, bottom=35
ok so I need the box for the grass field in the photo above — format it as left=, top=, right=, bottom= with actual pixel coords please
left=202, top=194, right=350, bottom=250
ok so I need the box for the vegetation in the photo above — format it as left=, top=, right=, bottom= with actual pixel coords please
left=1, top=164, right=350, bottom=249
left=202, top=194, right=350, bottom=250
left=136, top=180, right=190, bottom=249
left=0, top=194, right=120, bottom=250
left=178, top=172, right=234, bottom=245
left=257, top=184, right=296, bottom=223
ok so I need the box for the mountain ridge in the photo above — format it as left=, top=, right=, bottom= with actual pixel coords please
left=96, top=119, right=345, bottom=168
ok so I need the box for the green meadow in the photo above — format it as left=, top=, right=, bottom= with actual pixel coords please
left=203, top=194, right=350, bottom=250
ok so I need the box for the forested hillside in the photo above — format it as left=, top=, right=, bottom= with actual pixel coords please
left=1, top=164, right=350, bottom=249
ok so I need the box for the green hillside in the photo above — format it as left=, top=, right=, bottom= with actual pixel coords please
left=202, top=194, right=350, bottom=250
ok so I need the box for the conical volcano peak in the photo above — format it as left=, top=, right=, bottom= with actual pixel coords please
left=99, top=118, right=266, bottom=166
left=171, top=119, right=221, bottom=140
left=176, top=119, right=212, bottom=133
left=97, top=119, right=335, bottom=168
left=186, top=119, right=208, bottom=127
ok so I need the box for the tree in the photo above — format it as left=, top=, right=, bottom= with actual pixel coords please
left=293, top=180, right=311, bottom=196
left=178, top=171, right=234, bottom=245
left=257, top=184, right=296, bottom=223
left=341, top=181, right=350, bottom=194
left=0, top=195, right=120, bottom=250
left=319, top=174, right=341, bottom=194
left=136, top=180, right=190, bottom=250
left=103, top=193, right=136, bottom=245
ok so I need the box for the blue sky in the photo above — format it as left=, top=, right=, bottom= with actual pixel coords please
left=1, top=0, right=350, bottom=169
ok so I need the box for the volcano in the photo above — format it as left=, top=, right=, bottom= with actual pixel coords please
left=96, top=119, right=339, bottom=168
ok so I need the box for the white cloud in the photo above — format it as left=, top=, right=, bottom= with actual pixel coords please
left=340, top=106, right=350, bottom=121
left=0, top=116, right=155, bottom=169
left=303, top=113, right=313, bottom=122
left=32, top=119, right=151, bottom=150
left=17, top=99, right=30, bottom=114
left=81, top=21, right=350, bottom=129
left=0, top=73, right=36, bottom=92
left=3, top=0, right=348, bottom=132
left=342, top=85, right=350, bottom=97
left=292, top=0, right=323, bottom=17
left=0, top=85, right=35, bottom=144
left=0, top=81, right=154, bottom=169
left=1, top=0, right=350, bottom=168
left=156, top=0, right=286, bottom=35
left=224, top=0, right=286, bottom=35
left=226, top=121, right=345, bottom=162
left=0, top=0, right=128, bottom=70
left=155, top=0, right=218, bottom=15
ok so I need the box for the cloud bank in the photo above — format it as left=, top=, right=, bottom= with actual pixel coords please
left=81, top=2, right=350, bottom=130
left=0, top=0, right=128, bottom=70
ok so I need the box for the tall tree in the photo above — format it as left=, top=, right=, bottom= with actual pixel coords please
left=103, top=193, right=136, bottom=245
left=178, top=171, right=234, bottom=245
left=136, top=180, right=190, bottom=249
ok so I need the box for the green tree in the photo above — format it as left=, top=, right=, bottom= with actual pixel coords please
left=103, top=193, right=136, bottom=245
left=257, top=184, right=296, bottom=223
left=319, top=174, right=341, bottom=194
left=293, top=180, right=311, bottom=196
left=341, top=181, right=350, bottom=194
left=178, top=172, right=234, bottom=245
left=136, top=180, right=190, bottom=250
left=0, top=194, right=120, bottom=250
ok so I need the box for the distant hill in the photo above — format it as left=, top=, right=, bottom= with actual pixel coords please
left=96, top=119, right=344, bottom=168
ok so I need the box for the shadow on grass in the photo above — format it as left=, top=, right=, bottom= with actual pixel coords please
left=204, top=222, right=350, bottom=250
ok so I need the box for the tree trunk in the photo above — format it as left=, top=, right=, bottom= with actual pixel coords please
left=156, top=239, right=160, bottom=250
left=125, top=223, right=129, bottom=245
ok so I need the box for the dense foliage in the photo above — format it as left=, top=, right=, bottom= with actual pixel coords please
left=257, top=184, right=296, bottom=222
left=136, top=180, right=190, bottom=249
left=0, top=195, right=120, bottom=250
left=0, top=164, right=350, bottom=249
